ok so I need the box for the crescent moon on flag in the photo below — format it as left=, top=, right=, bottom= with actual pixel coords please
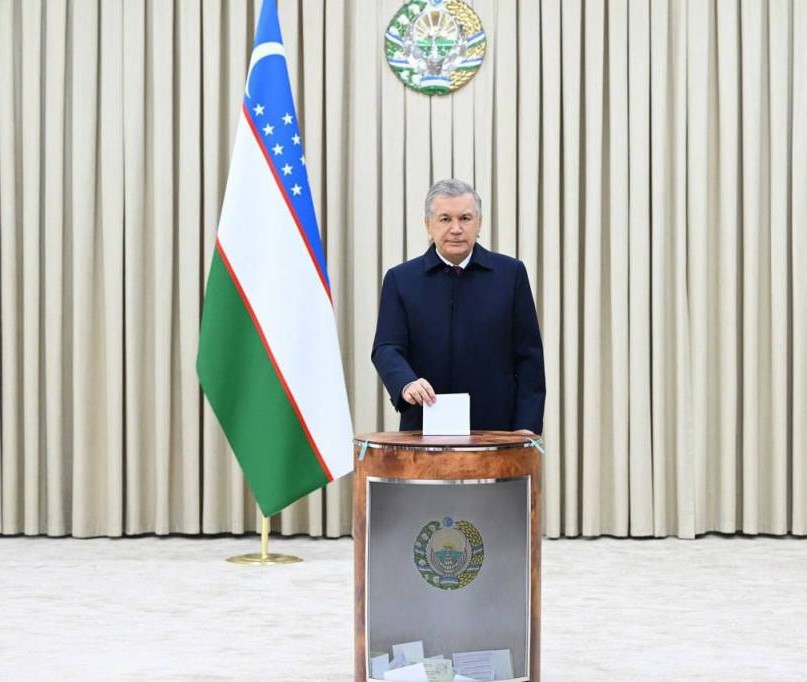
left=245, top=42, right=286, bottom=97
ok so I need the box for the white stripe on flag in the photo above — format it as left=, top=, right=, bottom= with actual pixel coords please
left=217, top=113, right=353, bottom=478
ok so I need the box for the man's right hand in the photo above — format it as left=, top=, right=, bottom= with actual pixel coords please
left=401, top=378, right=436, bottom=406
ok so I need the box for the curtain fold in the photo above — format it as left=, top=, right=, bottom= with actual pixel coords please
left=793, top=0, right=807, bottom=536
left=0, top=0, right=805, bottom=538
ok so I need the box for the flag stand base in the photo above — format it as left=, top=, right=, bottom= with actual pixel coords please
left=226, top=552, right=302, bottom=565
left=226, top=517, right=303, bottom=565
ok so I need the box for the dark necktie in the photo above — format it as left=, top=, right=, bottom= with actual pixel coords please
left=452, top=266, right=463, bottom=276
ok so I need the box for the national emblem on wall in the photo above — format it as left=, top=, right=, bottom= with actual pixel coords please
left=385, top=0, right=487, bottom=95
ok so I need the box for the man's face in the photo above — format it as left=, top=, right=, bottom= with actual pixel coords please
left=425, top=193, right=481, bottom=265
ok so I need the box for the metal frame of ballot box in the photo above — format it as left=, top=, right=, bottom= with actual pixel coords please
left=353, top=431, right=542, bottom=682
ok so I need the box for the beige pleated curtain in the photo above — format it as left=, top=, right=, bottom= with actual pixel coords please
left=1, top=0, right=805, bottom=539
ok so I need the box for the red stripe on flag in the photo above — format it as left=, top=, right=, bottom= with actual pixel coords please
left=242, top=104, right=333, bottom=305
left=214, top=238, right=335, bottom=482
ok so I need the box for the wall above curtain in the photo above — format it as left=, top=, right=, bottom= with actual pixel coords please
left=1, top=0, right=805, bottom=538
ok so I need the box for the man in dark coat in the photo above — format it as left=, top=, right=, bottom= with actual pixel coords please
left=371, top=179, right=546, bottom=434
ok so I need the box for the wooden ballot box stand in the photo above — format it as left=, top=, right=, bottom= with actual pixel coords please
left=353, top=431, right=541, bottom=682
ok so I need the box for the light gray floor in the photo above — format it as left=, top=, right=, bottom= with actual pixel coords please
left=1, top=534, right=805, bottom=681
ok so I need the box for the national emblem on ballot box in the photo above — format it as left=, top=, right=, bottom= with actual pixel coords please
left=414, top=517, right=485, bottom=590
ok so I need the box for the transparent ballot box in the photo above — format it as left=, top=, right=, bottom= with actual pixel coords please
left=353, top=432, right=542, bottom=682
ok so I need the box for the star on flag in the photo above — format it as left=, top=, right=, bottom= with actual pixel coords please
left=245, top=100, right=312, bottom=209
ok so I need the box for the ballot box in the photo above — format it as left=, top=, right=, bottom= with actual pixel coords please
left=353, top=431, right=542, bottom=681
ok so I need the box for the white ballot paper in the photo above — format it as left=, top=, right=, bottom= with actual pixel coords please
left=384, top=662, right=428, bottom=681
left=452, top=649, right=513, bottom=681
left=451, top=650, right=493, bottom=681
left=392, top=640, right=425, bottom=665
left=371, top=653, right=391, bottom=678
left=383, top=660, right=453, bottom=682
left=489, top=650, right=515, bottom=680
left=423, top=659, right=454, bottom=682
left=423, top=393, right=470, bottom=436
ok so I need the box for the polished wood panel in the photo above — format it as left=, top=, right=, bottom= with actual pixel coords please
left=355, top=430, right=535, bottom=449
left=353, top=430, right=541, bottom=681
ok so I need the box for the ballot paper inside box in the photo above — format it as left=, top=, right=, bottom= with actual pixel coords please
left=368, top=645, right=514, bottom=681
left=365, top=478, right=531, bottom=681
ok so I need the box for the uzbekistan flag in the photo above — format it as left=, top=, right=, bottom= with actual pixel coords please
left=197, top=0, right=353, bottom=518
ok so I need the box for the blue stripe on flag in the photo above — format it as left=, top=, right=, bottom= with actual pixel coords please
left=243, top=0, right=330, bottom=291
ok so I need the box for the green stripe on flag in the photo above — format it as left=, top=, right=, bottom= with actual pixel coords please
left=197, top=249, right=328, bottom=517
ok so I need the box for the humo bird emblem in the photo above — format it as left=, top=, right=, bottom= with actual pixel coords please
left=413, top=516, right=484, bottom=590
left=385, top=0, right=486, bottom=95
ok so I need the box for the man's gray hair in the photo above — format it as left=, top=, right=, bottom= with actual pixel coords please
left=424, top=179, right=482, bottom=219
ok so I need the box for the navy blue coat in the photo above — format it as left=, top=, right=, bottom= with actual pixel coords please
left=371, top=244, right=546, bottom=433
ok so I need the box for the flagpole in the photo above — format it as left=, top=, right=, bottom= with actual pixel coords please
left=227, top=516, right=303, bottom=565
left=260, top=516, right=269, bottom=560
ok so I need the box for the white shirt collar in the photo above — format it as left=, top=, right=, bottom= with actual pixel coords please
left=435, top=246, right=473, bottom=270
